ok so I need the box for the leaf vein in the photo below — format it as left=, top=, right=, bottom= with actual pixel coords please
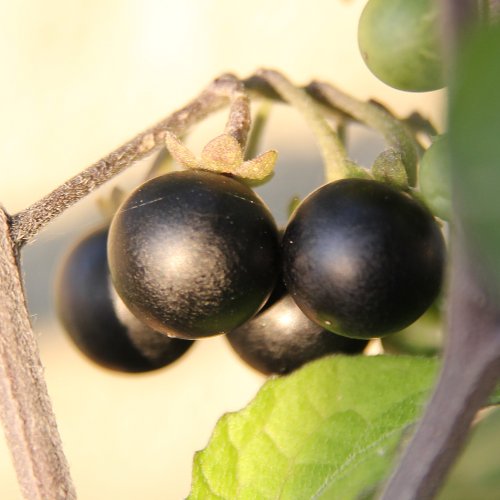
left=311, top=421, right=412, bottom=498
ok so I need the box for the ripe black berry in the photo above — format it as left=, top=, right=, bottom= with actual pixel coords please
left=55, top=227, right=194, bottom=372
left=108, top=170, right=280, bottom=340
left=282, top=178, right=446, bottom=339
left=227, top=284, right=368, bottom=375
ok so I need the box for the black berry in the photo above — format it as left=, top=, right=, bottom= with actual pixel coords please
left=282, top=178, right=446, bottom=339
left=55, top=227, right=194, bottom=372
left=227, top=285, right=368, bottom=375
left=108, top=170, right=281, bottom=340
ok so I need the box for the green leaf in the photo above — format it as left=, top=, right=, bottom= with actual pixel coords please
left=448, top=24, right=500, bottom=297
left=189, top=355, right=439, bottom=500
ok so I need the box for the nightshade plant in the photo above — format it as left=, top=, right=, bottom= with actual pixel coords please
left=0, top=2, right=500, bottom=499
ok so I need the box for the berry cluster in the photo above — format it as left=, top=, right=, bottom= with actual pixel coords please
left=55, top=169, right=445, bottom=375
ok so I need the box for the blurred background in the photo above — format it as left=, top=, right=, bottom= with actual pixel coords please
left=3, top=1, right=495, bottom=499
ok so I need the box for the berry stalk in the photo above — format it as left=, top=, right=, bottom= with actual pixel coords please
left=256, top=69, right=357, bottom=183
left=306, top=81, right=419, bottom=186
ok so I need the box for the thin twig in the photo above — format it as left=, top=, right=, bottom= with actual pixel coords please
left=0, top=208, right=76, bottom=499
left=10, top=74, right=242, bottom=247
left=243, top=100, right=272, bottom=161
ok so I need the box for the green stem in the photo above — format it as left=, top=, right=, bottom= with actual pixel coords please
left=256, top=69, right=352, bottom=183
left=244, top=100, right=272, bottom=161
left=307, top=82, right=419, bottom=186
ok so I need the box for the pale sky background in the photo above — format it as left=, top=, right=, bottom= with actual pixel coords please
left=0, top=1, right=445, bottom=498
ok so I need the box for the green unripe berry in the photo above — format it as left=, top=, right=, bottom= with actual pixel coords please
left=358, top=0, right=445, bottom=92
